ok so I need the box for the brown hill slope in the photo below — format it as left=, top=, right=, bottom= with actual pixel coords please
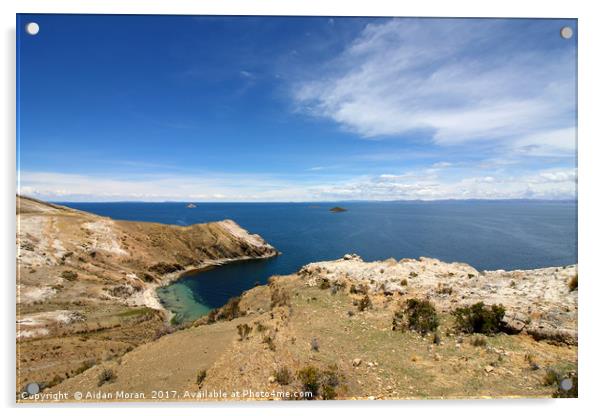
left=16, top=195, right=278, bottom=392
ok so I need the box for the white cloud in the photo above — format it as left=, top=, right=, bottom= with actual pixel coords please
left=312, top=168, right=577, bottom=201
left=18, top=171, right=316, bottom=202
left=513, top=127, right=577, bottom=157
left=432, top=162, right=452, bottom=168
left=537, top=169, right=577, bottom=183
left=294, top=19, right=576, bottom=156
left=18, top=167, right=576, bottom=202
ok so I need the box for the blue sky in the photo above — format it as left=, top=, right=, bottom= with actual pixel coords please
left=17, top=15, right=577, bottom=201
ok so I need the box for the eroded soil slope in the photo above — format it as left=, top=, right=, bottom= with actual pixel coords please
left=16, top=195, right=278, bottom=391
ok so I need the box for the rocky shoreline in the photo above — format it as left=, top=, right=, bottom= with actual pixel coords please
left=137, top=253, right=280, bottom=321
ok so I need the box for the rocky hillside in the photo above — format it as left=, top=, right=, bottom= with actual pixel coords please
left=16, top=195, right=278, bottom=391
left=299, top=255, right=577, bottom=345
left=45, top=254, right=577, bottom=402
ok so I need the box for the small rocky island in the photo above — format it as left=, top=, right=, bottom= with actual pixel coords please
left=329, top=206, right=347, bottom=213
left=186, top=203, right=197, bottom=208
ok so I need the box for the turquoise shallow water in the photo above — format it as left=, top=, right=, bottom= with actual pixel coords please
left=156, top=282, right=212, bottom=322
left=63, top=200, right=577, bottom=323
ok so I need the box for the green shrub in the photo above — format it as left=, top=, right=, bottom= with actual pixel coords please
left=296, top=365, right=341, bottom=400
left=270, top=287, right=290, bottom=308
left=318, top=278, right=331, bottom=289
left=320, top=365, right=341, bottom=400
left=349, top=284, right=368, bottom=295
left=221, top=296, right=242, bottom=320
left=524, top=353, right=539, bottom=370
left=471, top=335, right=487, bottom=347
left=330, top=281, right=345, bottom=295
left=205, top=296, right=243, bottom=323
left=141, top=273, right=155, bottom=283
left=436, top=283, right=453, bottom=295
left=97, top=368, right=115, bottom=386
left=321, top=384, right=336, bottom=400
left=357, top=295, right=372, bottom=312
left=263, top=334, right=276, bottom=351
left=170, top=314, right=183, bottom=326
left=297, top=366, right=321, bottom=399
left=255, top=322, right=268, bottom=332
left=400, top=278, right=408, bottom=286
left=543, top=369, right=559, bottom=386
left=273, top=367, right=292, bottom=385
left=393, top=298, right=439, bottom=334
left=61, top=270, right=78, bottom=281
left=206, top=308, right=219, bottom=324
left=237, top=323, right=252, bottom=341
left=453, top=302, right=506, bottom=334
left=196, top=369, right=207, bottom=387
left=148, top=262, right=184, bottom=275
left=568, top=274, right=578, bottom=291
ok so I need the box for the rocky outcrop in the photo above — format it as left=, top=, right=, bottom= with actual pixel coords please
left=299, top=255, right=577, bottom=345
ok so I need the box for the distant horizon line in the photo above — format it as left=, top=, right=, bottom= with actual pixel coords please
left=33, top=198, right=579, bottom=204
left=17, top=194, right=578, bottom=204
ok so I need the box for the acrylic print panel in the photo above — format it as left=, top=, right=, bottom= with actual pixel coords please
left=16, top=14, right=577, bottom=403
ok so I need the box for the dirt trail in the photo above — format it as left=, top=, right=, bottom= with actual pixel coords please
left=54, top=316, right=251, bottom=399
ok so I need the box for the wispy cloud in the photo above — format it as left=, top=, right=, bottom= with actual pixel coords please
left=19, top=166, right=576, bottom=202
left=18, top=171, right=327, bottom=202
left=239, top=70, right=255, bottom=79
left=294, top=19, right=576, bottom=157
left=312, top=167, right=577, bottom=201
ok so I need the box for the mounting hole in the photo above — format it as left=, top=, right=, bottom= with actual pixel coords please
left=560, top=26, right=573, bottom=40
left=26, top=22, right=40, bottom=36
left=560, top=378, right=573, bottom=391
left=25, top=382, right=40, bottom=395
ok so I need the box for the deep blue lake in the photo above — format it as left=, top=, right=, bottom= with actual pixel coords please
left=62, top=200, right=577, bottom=322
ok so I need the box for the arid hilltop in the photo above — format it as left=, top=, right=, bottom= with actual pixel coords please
left=49, top=254, right=578, bottom=401
left=16, top=195, right=278, bottom=391
left=299, top=254, right=577, bottom=345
